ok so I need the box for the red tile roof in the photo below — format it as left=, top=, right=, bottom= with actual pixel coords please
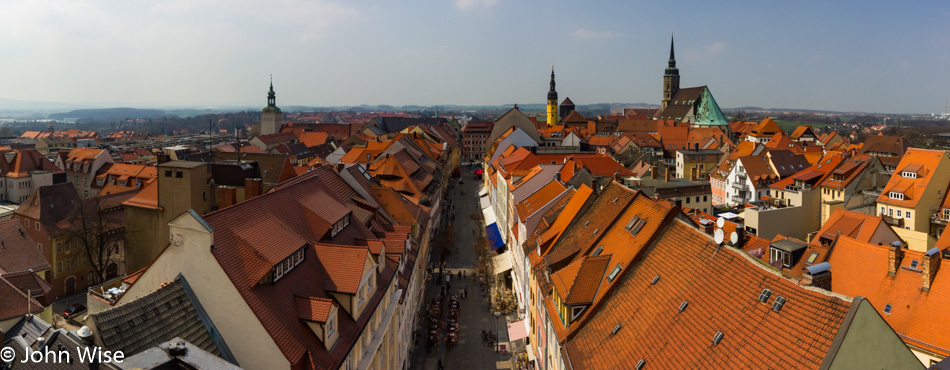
left=295, top=296, right=336, bottom=323
left=878, top=148, right=948, bottom=208
left=0, top=274, right=44, bottom=321
left=828, top=236, right=950, bottom=356
left=565, top=219, right=857, bottom=369
left=0, top=220, right=50, bottom=274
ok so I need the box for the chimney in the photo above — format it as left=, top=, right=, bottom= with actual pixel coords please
left=922, top=247, right=942, bottom=292
left=690, top=167, right=696, bottom=181
left=245, top=178, right=263, bottom=200
left=804, top=262, right=832, bottom=291
left=217, top=186, right=237, bottom=209
left=591, top=179, right=597, bottom=193
left=888, top=242, right=903, bottom=277
left=664, top=169, right=670, bottom=182
left=651, top=167, right=657, bottom=179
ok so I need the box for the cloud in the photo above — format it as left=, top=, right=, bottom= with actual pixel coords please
left=455, top=0, right=498, bottom=11
left=707, top=42, right=725, bottom=54
left=571, top=28, right=615, bottom=40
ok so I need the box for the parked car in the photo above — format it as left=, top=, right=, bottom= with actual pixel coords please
left=63, top=303, right=86, bottom=319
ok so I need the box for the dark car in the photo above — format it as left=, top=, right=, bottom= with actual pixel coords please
left=63, top=303, right=86, bottom=318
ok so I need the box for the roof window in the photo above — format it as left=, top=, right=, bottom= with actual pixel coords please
left=591, top=246, right=604, bottom=256
left=712, top=331, right=724, bottom=345
left=612, top=324, right=622, bottom=335
left=805, top=252, right=819, bottom=265
left=771, top=296, right=787, bottom=312
left=883, top=304, right=893, bottom=314
left=889, top=192, right=904, bottom=200
left=612, top=197, right=619, bottom=204
left=678, top=301, right=689, bottom=312
left=910, top=259, right=919, bottom=269
left=607, top=264, right=622, bottom=282
left=758, top=288, right=772, bottom=303
left=635, top=359, right=645, bottom=370
left=651, top=275, right=660, bottom=285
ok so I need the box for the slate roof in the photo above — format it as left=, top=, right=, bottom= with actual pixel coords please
left=564, top=219, right=857, bottom=369
left=655, top=86, right=705, bottom=121
left=1, top=271, right=54, bottom=306
left=859, top=135, right=909, bottom=157
left=14, top=182, right=82, bottom=238
left=89, top=278, right=229, bottom=360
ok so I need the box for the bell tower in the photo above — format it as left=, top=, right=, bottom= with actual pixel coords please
left=547, top=65, right=558, bottom=126
left=662, top=33, right=680, bottom=112
left=260, top=76, right=283, bottom=136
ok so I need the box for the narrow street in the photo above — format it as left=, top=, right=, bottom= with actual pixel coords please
left=409, top=167, right=515, bottom=369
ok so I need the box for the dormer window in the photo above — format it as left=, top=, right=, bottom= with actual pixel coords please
left=273, top=245, right=307, bottom=283
left=331, top=213, right=351, bottom=237
left=889, top=192, right=904, bottom=200
left=901, top=171, right=917, bottom=179
left=83, top=163, right=90, bottom=172
left=97, top=178, right=105, bottom=186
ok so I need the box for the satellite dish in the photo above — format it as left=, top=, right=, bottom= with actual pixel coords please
left=714, top=229, right=725, bottom=244
left=716, top=217, right=725, bottom=228
left=730, top=231, right=739, bottom=245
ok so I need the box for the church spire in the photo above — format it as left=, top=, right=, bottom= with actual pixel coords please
left=666, top=32, right=678, bottom=75
left=661, top=32, right=681, bottom=112
left=267, top=75, right=276, bottom=106
left=547, top=65, right=557, bottom=101
left=546, top=64, right=558, bottom=126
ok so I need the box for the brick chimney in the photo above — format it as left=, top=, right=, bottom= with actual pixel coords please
left=888, top=242, right=903, bottom=277
left=804, top=262, right=832, bottom=291
left=245, top=178, right=263, bottom=200
left=922, top=247, right=942, bottom=292
left=664, top=168, right=670, bottom=182
left=218, top=186, right=237, bottom=209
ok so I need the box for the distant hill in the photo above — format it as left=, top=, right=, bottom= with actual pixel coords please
left=49, top=108, right=166, bottom=121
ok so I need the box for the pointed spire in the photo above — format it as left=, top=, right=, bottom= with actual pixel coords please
left=548, top=64, right=558, bottom=100
left=669, top=30, right=675, bottom=62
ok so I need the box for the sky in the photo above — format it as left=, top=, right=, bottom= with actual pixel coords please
left=1, top=0, right=948, bottom=114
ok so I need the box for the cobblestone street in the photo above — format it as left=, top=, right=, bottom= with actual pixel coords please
left=409, top=167, right=515, bottom=370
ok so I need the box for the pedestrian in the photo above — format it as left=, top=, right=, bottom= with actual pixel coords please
left=463, top=270, right=466, bottom=280
left=457, top=271, right=462, bottom=280
left=447, top=283, right=452, bottom=293
left=464, top=286, right=468, bottom=298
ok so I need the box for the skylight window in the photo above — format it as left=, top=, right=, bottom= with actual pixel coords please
left=771, top=296, right=787, bottom=312
left=805, top=252, right=819, bottom=265
left=591, top=246, right=604, bottom=256
left=607, top=264, right=622, bottom=282
left=910, top=259, right=919, bottom=269
left=758, top=288, right=772, bottom=303
left=883, top=304, right=893, bottom=314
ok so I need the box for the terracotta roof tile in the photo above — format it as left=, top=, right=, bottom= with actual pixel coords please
left=565, top=219, right=855, bottom=369
left=295, top=296, right=336, bottom=323
left=0, top=220, right=49, bottom=274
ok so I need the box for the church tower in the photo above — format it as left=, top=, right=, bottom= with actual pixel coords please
left=260, top=77, right=283, bottom=136
left=661, top=33, right=680, bottom=112
left=547, top=66, right=558, bottom=126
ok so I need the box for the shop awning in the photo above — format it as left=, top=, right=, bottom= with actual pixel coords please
left=480, top=195, right=492, bottom=211
left=478, top=186, right=488, bottom=197
left=486, top=223, right=505, bottom=250
left=507, top=320, right=529, bottom=342
left=493, top=250, right=513, bottom=275
left=482, top=205, right=497, bottom=225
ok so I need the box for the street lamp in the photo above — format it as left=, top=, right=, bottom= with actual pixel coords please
left=493, top=311, right=501, bottom=353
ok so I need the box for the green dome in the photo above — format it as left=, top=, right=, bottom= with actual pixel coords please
left=262, top=106, right=282, bottom=114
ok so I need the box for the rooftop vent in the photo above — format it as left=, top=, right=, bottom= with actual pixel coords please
left=593, top=229, right=599, bottom=236
left=772, top=296, right=786, bottom=312
left=651, top=275, right=660, bottom=285
left=613, top=197, right=619, bottom=204
left=636, top=359, right=645, bottom=370
left=591, top=246, right=604, bottom=256
left=910, top=259, right=919, bottom=269
left=612, top=324, right=622, bottom=335
left=712, top=331, right=724, bottom=345
left=679, top=301, right=689, bottom=312
left=585, top=220, right=590, bottom=227
left=758, top=288, right=772, bottom=303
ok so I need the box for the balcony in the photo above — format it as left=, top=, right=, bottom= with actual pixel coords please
left=931, top=210, right=950, bottom=225
left=880, top=213, right=905, bottom=228
left=731, top=195, right=747, bottom=205
left=731, top=182, right=748, bottom=191
left=736, top=173, right=747, bottom=181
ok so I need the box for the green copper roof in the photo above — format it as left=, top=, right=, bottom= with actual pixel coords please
left=693, top=87, right=729, bottom=126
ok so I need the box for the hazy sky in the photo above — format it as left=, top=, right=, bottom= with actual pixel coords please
left=1, top=1, right=948, bottom=114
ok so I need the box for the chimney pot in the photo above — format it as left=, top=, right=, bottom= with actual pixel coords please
left=888, top=243, right=903, bottom=277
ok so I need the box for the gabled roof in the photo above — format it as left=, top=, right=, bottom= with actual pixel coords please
left=736, top=155, right=777, bottom=182
left=767, top=150, right=809, bottom=178
left=299, top=131, right=330, bottom=147
left=254, top=132, right=296, bottom=145
left=859, top=135, right=909, bottom=157
left=749, top=118, right=782, bottom=137
left=0, top=274, right=44, bottom=321
left=655, top=86, right=705, bottom=121
left=0, top=149, right=64, bottom=179
left=770, top=153, right=846, bottom=191
left=564, top=219, right=861, bottom=369
left=14, top=182, right=82, bottom=237
left=1, top=270, right=54, bottom=306
left=789, top=125, right=816, bottom=139
left=820, top=154, right=878, bottom=190
left=544, top=183, right=638, bottom=269
left=489, top=107, right=542, bottom=144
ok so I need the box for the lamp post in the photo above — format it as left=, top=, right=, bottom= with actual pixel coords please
left=493, top=311, right=501, bottom=353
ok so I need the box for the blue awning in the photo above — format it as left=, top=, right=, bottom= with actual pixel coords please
left=486, top=223, right=505, bottom=250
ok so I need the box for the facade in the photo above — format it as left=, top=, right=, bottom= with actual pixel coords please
left=461, top=121, right=494, bottom=163
left=675, top=149, right=722, bottom=180
left=876, top=148, right=950, bottom=251
left=633, top=177, right=712, bottom=214
left=818, top=155, right=888, bottom=225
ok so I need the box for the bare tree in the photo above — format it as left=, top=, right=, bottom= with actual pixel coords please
left=67, top=194, right=128, bottom=285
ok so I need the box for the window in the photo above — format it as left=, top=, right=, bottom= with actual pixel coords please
left=24, top=219, right=29, bottom=227
left=165, top=170, right=172, bottom=177
left=703, top=195, right=708, bottom=202
left=37, top=243, right=42, bottom=252
left=883, top=304, right=893, bottom=314
left=905, top=211, right=911, bottom=219
left=35, top=222, right=39, bottom=231
left=175, top=171, right=183, bottom=178
left=770, top=248, right=791, bottom=268
left=880, top=206, right=885, bottom=215
left=591, top=246, right=604, bottom=256
left=57, top=261, right=63, bottom=273
left=910, top=259, right=919, bottom=269
left=331, top=213, right=351, bottom=237
left=805, top=252, right=819, bottom=265
left=888, top=192, right=904, bottom=200
left=607, top=264, right=622, bottom=282
left=685, top=197, right=690, bottom=204
left=897, top=210, right=902, bottom=218
left=57, top=242, right=63, bottom=253
left=901, top=171, right=917, bottom=179
left=888, top=208, right=893, bottom=217
left=327, top=314, right=336, bottom=340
